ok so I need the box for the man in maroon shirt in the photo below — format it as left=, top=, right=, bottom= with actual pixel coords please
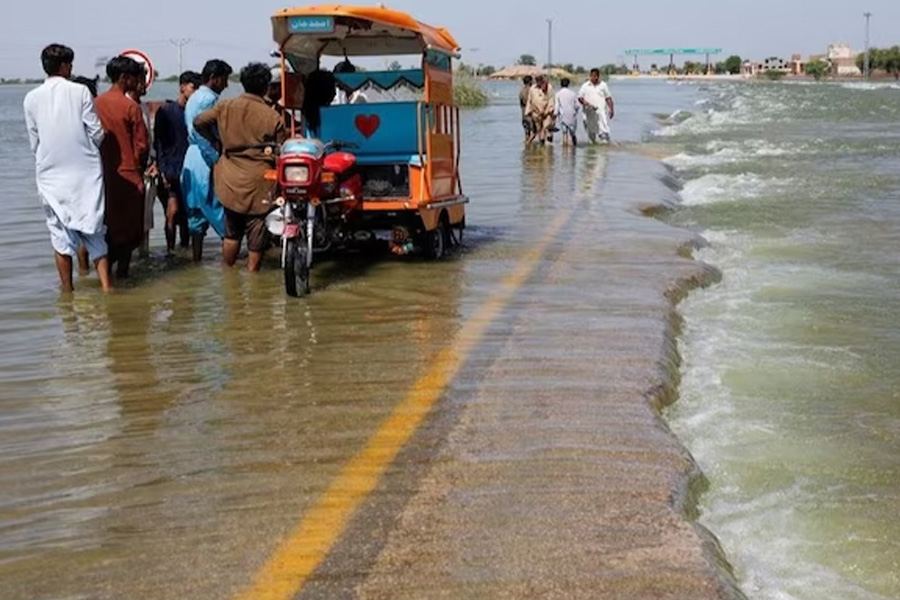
left=94, top=56, right=149, bottom=278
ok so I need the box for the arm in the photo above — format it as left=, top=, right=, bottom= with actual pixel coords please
left=192, top=102, right=222, bottom=166
left=274, top=117, right=288, bottom=146
left=131, top=104, right=150, bottom=170
left=153, top=107, right=167, bottom=163
left=81, top=88, right=104, bottom=147
left=23, top=96, right=39, bottom=155
left=193, top=104, right=221, bottom=147
left=602, top=82, right=614, bottom=119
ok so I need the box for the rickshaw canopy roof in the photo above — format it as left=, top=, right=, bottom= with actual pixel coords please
left=272, top=4, right=460, bottom=58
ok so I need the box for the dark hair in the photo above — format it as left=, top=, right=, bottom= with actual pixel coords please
left=560, top=78, right=570, bottom=87
left=523, top=75, right=533, bottom=85
left=73, top=75, right=99, bottom=97
left=41, top=44, right=74, bottom=76
left=202, top=59, right=233, bottom=83
left=334, top=59, right=356, bottom=74
left=302, top=69, right=337, bottom=134
left=179, top=70, right=202, bottom=87
left=590, top=68, right=601, bottom=76
left=240, top=62, right=271, bottom=96
left=106, top=55, right=144, bottom=83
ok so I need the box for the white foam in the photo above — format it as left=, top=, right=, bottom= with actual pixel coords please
left=839, top=81, right=900, bottom=91
left=679, top=173, right=778, bottom=206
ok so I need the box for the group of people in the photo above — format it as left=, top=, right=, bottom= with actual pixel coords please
left=519, top=68, right=615, bottom=147
left=24, top=43, right=299, bottom=293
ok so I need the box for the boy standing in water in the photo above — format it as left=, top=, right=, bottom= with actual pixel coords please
left=23, top=44, right=111, bottom=293
left=555, top=78, right=580, bottom=147
left=154, top=71, right=202, bottom=252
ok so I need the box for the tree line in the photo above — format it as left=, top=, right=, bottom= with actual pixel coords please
left=855, top=46, right=900, bottom=79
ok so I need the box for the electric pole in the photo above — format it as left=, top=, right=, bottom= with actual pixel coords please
left=169, top=38, right=192, bottom=75
left=863, top=12, right=872, bottom=80
left=546, top=19, right=553, bottom=68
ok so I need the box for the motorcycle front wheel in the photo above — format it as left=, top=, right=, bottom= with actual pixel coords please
left=284, top=239, right=310, bottom=297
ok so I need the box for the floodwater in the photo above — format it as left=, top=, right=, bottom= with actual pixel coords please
left=657, top=80, right=900, bottom=600
left=1, top=77, right=898, bottom=600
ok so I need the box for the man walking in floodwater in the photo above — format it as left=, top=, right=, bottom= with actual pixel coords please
left=194, top=62, right=286, bottom=272
left=578, top=68, right=615, bottom=144
left=525, top=75, right=555, bottom=145
left=519, top=75, right=534, bottom=143
left=154, top=70, right=202, bottom=253
left=181, top=59, right=232, bottom=262
left=24, top=44, right=111, bottom=293
left=94, top=55, right=150, bottom=278
left=555, top=78, right=580, bottom=147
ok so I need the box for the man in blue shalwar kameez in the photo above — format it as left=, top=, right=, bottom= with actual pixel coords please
left=181, top=59, right=231, bottom=261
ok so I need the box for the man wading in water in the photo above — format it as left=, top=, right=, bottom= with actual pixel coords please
left=578, top=68, right=615, bottom=144
left=24, top=44, right=112, bottom=292
left=194, top=62, right=286, bottom=272
left=94, top=55, right=150, bottom=279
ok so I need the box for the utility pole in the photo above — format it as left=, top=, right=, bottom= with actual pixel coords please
left=546, top=19, right=553, bottom=68
left=863, top=12, right=872, bottom=80
left=169, top=38, right=192, bottom=75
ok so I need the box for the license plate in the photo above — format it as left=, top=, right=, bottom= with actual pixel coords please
left=283, top=223, right=300, bottom=238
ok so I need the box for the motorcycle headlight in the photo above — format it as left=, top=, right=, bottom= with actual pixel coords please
left=283, top=165, right=309, bottom=183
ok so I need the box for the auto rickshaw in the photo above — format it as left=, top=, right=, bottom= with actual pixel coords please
left=266, top=5, right=468, bottom=295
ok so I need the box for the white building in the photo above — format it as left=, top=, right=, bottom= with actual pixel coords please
left=827, top=43, right=862, bottom=76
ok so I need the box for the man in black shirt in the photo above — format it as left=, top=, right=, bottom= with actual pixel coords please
left=154, top=70, right=202, bottom=252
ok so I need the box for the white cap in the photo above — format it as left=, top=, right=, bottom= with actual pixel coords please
left=270, top=67, right=282, bottom=83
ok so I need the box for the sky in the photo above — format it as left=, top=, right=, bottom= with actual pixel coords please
left=1, top=0, right=899, bottom=78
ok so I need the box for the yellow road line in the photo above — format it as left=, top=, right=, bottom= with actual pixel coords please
left=234, top=209, right=573, bottom=600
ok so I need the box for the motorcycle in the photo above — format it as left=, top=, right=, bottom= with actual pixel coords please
left=264, top=138, right=363, bottom=297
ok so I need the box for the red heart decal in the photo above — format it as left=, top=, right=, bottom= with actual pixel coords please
left=354, top=114, right=380, bottom=138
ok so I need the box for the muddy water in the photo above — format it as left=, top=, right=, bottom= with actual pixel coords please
left=0, top=81, right=706, bottom=599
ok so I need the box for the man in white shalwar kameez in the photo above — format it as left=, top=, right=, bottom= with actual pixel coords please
left=578, top=68, right=615, bottom=144
left=23, top=44, right=111, bottom=292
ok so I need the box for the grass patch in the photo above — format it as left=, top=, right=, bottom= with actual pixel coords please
left=454, top=73, right=488, bottom=107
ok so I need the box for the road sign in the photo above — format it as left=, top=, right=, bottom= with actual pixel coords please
left=120, top=49, right=154, bottom=90
left=624, top=48, right=722, bottom=56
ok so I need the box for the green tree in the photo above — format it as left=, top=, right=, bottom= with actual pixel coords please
left=599, top=63, right=618, bottom=77
left=387, top=60, right=402, bottom=71
left=724, top=55, right=743, bottom=74
left=714, top=62, right=727, bottom=74
left=804, top=58, right=829, bottom=81
left=573, top=65, right=586, bottom=74
left=476, top=64, right=496, bottom=76
left=517, top=54, right=537, bottom=66
left=883, top=46, right=900, bottom=79
left=456, top=62, right=475, bottom=76
left=762, top=69, right=786, bottom=81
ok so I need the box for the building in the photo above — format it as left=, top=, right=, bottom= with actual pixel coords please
left=763, top=56, right=790, bottom=71
left=827, top=43, right=862, bottom=76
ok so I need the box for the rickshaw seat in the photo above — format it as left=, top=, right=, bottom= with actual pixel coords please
left=318, top=102, right=426, bottom=167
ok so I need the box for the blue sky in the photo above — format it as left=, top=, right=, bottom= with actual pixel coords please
left=1, top=0, right=898, bottom=77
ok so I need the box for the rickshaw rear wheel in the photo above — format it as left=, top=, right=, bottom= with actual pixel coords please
left=285, top=239, right=310, bottom=297
left=423, top=217, right=448, bottom=260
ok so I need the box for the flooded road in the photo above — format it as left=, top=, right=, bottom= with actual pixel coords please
left=1, top=80, right=741, bottom=599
